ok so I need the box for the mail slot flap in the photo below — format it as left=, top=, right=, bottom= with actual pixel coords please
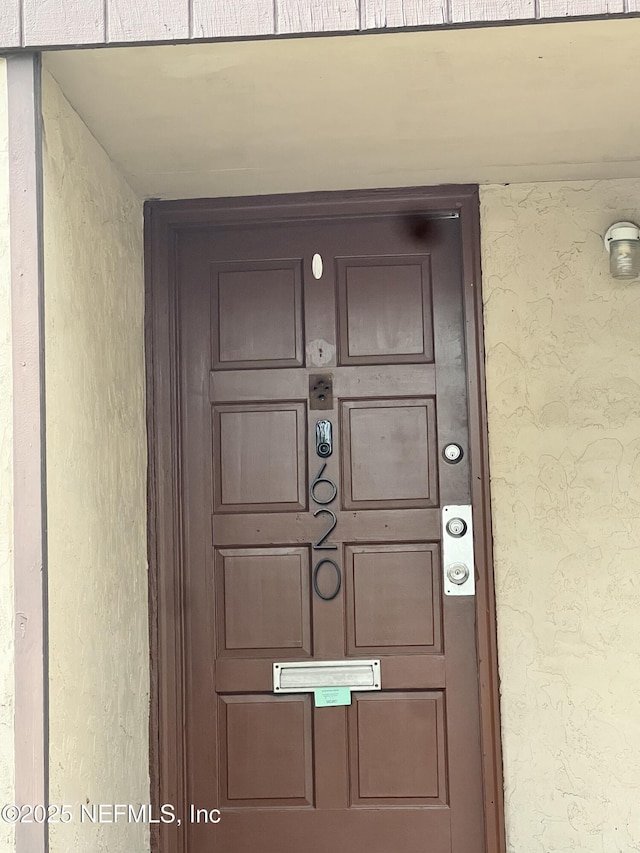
left=273, top=660, right=381, bottom=693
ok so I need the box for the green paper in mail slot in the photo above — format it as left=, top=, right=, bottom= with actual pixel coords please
left=314, top=687, right=352, bottom=707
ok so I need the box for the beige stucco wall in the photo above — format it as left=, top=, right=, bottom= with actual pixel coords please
left=481, top=180, right=640, bottom=852
left=42, top=70, right=149, bottom=852
left=0, top=56, right=15, bottom=853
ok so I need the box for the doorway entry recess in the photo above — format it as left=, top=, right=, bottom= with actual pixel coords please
left=145, top=186, right=505, bottom=853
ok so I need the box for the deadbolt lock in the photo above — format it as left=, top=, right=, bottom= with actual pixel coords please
left=446, top=517, right=467, bottom=538
left=443, top=443, right=464, bottom=464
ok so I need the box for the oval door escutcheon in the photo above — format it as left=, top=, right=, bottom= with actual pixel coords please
left=312, top=253, right=323, bottom=280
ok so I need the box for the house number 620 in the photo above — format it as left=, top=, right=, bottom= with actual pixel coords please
left=310, top=462, right=341, bottom=600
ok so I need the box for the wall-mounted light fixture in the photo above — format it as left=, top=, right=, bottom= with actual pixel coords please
left=604, top=221, right=640, bottom=280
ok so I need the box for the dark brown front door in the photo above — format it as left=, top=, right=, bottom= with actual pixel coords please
left=149, top=190, right=502, bottom=853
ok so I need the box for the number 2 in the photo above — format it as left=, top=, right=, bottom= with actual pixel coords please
left=312, top=508, right=337, bottom=550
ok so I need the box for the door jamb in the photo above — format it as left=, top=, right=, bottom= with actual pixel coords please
left=144, top=185, right=505, bottom=853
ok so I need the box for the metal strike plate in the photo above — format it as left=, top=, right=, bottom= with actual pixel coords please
left=273, top=660, right=381, bottom=693
left=443, top=504, right=475, bottom=596
left=309, top=374, right=333, bottom=410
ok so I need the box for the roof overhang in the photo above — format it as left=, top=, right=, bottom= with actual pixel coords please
left=44, top=17, right=640, bottom=199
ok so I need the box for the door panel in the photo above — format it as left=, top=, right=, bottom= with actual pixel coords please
left=346, top=543, right=442, bottom=654
left=219, top=695, right=314, bottom=807
left=173, top=208, right=486, bottom=853
left=336, top=255, right=434, bottom=364
left=213, top=402, right=307, bottom=512
left=349, top=691, right=447, bottom=804
left=212, top=259, right=304, bottom=369
left=215, top=547, right=312, bottom=657
left=341, top=397, right=439, bottom=508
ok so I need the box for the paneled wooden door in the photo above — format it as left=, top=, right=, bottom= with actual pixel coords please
left=149, top=190, right=501, bottom=853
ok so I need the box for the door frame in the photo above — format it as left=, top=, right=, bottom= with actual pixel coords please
left=144, top=185, right=505, bottom=853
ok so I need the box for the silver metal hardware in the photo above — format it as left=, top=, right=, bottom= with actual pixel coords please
left=316, top=420, right=333, bottom=458
left=447, top=562, right=470, bottom=585
left=446, top=517, right=467, bottom=537
left=443, top=443, right=463, bottom=463
left=312, top=253, right=323, bottom=280
left=273, top=660, right=381, bottom=693
left=443, top=504, right=475, bottom=596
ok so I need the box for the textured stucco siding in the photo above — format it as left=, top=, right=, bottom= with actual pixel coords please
left=0, top=56, right=15, bottom=853
left=481, top=180, right=640, bottom=852
left=42, top=71, right=149, bottom=853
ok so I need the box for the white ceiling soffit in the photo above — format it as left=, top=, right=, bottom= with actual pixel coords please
left=44, top=18, right=640, bottom=200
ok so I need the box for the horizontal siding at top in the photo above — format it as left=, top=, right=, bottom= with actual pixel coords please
left=192, top=0, right=275, bottom=39
left=23, top=0, right=105, bottom=46
left=0, top=0, right=21, bottom=47
left=360, top=0, right=448, bottom=29
left=2, top=0, right=636, bottom=49
left=450, top=0, right=535, bottom=22
left=108, top=0, right=189, bottom=42
left=275, top=0, right=360, bottom=34
left=538, top=0, right=624, bottom=13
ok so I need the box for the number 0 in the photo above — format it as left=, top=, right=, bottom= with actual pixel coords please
left=312, top=558, right=342, bottom=601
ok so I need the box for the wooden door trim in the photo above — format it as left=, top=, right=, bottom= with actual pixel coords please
left=144, top=185, right=505, bottom=853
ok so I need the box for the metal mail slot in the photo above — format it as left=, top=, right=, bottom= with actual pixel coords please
left=273, top=660, right=381, bottom=693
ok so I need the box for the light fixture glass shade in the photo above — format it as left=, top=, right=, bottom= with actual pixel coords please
left=604, top=222, right=640, bottom=280
left=609, top=239, right=640, bottom=280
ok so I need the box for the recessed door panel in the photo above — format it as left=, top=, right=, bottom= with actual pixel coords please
left=346, top=543, right=442, bottom=655
left=212, top=259, right=304, bottom=369
left=337, top=255, right=434, bottom=364
left=349, top=692, right=447, bottom=805
left=213, top=403, right=307, bottom=512
left=341, top=398, right=438, bottom=509
left=219, top=695, right=314, bottom=807
left=216, top=547, right=312, bottom=657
